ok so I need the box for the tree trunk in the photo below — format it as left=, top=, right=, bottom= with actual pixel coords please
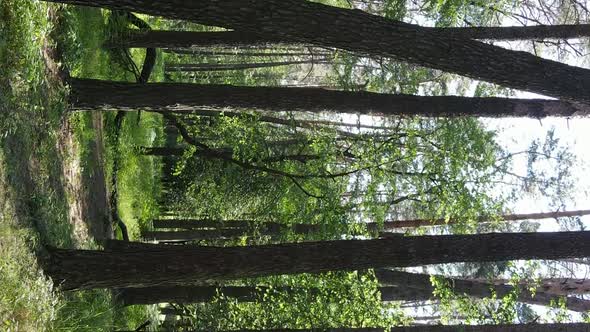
left=109, top=25, right=590, bottom=50
left=165, top=60, right=327, bottom=72
left=164, top=49, right=328, bottom=58
left=44, top=231, right=590, bottom=290
left=375, top=269, right=590, bottom=312
left=117, top=285, right=414, bottom=305
left=152, top=219, right=253, bottom=229
left=142, top=229, right=248, bottom=241
left=68, top=79, right=586, bottom=117
left=43, top=0, right=590, bottom=103
left=156, top=210, right=590, bottom=234
left=485, top=277, right=590, bottom=296
left=107, top=30, right=284, bottom=49
left=213, top=324, right=590, bottom=332
left=151, top=219, right=320, bottom=236
left=436, top=24, right=590, bottom=41
left=380, top=209, right=590, bottom=230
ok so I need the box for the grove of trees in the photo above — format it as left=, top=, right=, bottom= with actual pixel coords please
left=39, top=0, right=590, bottom=331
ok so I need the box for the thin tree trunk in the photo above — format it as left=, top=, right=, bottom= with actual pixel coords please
left=164, top=49, right=328, bottom=58
left=212, top=324, right=590, bottom=332
left=484, top=277, right=590, bottom=296
left=380, top=209, right=590, bottom=230
left=148, top=221, right=322, bottom=239
left=375, top=269, right=590, bottom=312
left=44, top=0, right=590, bottom=103
left=153, top=219, right=253, bottom=229
left=106, top=30, right=285, bottom=49
left=153, top=210, right=590, bottom=234
left=142, top=229, right=247, bottom=241
left=44, top=231, right=590, bottom=290
left=187, top=109, right=397, bottom=130
left=68, top=79, right=586, bottom=118
left=436, top=24, right=590, bottom=41
left=165, top=59, right=327, bottom=72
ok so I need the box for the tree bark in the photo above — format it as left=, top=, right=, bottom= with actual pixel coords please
left=380, top=209, right=590, bottom=229
left=212, top=324, right=590, bottom=332
left=43, top=0, right=590, bottom=103
left=108, top=25, right=590, bottom=50
left=44, top=231, right=590, bottom=290
left=375, top=269, right=590, bottom=312
left=151, top=219, right=321, bottom=237
left=436, top=24, right=590, bottom=41
left=106, top=30, right=284, bottom=49
left=165, top=60, right=327, bottom=72
left=164, top=49, right=327, bottom=58
left=68, top=79, right=586, bottom=118
left=142, top=229, right=248, bottom=241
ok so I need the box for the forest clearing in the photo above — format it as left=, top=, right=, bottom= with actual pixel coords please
left=2, top=0, right=590, bottom=331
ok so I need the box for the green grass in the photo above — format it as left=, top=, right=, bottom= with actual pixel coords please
left=113, top=111, right=164, bottom=239
left=0, top=1, right=161, bottom=330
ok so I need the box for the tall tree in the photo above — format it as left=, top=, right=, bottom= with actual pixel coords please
left=107, top=30, right=282, bottom=48
left=68, top=79, right=586, bottom=117
left=151, top=209, right=590, bottom=235
left=208, top=324, right=590, bottom=331
left=380, top=209, right=590, bottom=229
left=44, top=0, right=590, bottom=103
left=375, top=269, right=590, bottom=312
left=165, top=59, right=326, bottom=72
left=110, top=25, right=590, bottom=49
left=45, top=231, right=590, bottom=290
left=434, top=24, right=590, bottom=40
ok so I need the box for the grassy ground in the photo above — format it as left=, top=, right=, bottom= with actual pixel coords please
left=0, top=1, right=161, bottom=330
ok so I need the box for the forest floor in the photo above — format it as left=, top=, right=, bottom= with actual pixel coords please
left=0, top=1, right=160, bottom=330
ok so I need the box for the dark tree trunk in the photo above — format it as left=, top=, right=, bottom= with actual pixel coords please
left=43, top=0, right=590, bottom=103
left=107, top=30, right=284, bottom=49
left=381, top=209, right=590, bottom=229
left=375, top=269, right=590, bottom=312
left=151, top=219, right=322, bottom=236
left=68, top=79, right=586, bottom=117
left=152, top=219, right=253, bottom=229
left=142, top=229, right=247, bottom=241
left=165, top=60, right=327, bottom=72
left=164, top=49, right=327, bottom=58
left=108, top=25, right=590, bottom=50
left=436, top=24, right=590, bottom=41
left=44, top=231, right=590, bottom=290
left=118, top=284, right=415, bottom=305
left=212, top=324, right=590, bottom=332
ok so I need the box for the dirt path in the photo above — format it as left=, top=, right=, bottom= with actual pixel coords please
left=58, top=112, right=113, bottom=245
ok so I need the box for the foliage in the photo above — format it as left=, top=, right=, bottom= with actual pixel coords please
left=186, top=272, right=409, bottom=331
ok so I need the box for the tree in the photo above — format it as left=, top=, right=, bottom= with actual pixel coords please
left=68, top=79, right=586, bottom=117
left=44, top=0, right=590, bottom=103
left=107, top=30, right=282, bottom=48
left=45, top=231, right=590, bottom=290
left=110, top=25, right=590, bottom=50
left=207, top=323, right=590, bottom=331
left=151, top=209, right=590, bottom=236
left=165, top=59, right=327, bottom=73
left=433, top=24, right=590, bottom=40
left=375, top=269, right=590, bottom=312
left=380, top=209, right=590, bottom=230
